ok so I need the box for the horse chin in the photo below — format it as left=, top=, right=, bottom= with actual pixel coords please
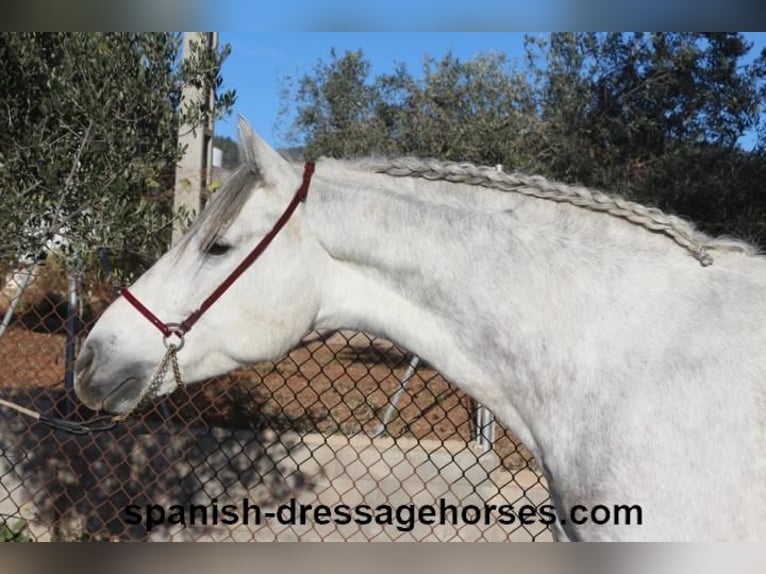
left=100, top=380, right=144, bottom=414
left=76, top=373, right=145, bottom=414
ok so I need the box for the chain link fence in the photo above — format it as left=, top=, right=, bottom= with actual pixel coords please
left=1, top=258, right=551, bottom=541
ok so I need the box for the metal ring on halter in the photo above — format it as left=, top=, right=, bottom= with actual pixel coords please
left=162, top=323, right=186, bottom=351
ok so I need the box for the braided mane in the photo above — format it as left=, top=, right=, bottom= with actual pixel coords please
left=358, top=157, right=755, bottom=266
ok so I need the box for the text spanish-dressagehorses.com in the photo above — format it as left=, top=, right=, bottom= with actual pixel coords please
left=124, top=499, right=643, bottom=533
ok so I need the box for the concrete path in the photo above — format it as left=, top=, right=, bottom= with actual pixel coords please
left=153, top=432, right=552, bottom=541
left=0, top=414, right=551, bottom=541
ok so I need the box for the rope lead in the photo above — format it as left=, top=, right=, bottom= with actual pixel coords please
left=0, top=343, right=183, bottom=434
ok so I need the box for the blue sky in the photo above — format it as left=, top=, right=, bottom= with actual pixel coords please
left=214, top=32, right=766, bottom=150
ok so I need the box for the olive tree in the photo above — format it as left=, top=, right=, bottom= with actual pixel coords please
left=0, top=32, right=236, bottom=278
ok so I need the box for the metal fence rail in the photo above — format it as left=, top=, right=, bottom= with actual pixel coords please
left=0, top=263, right=550, bottom=541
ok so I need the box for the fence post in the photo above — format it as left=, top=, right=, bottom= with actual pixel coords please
left=0, top=265, right=37, bottom=340
left=374, top=354, right=421, bottom=437
left=61, top=267, right=80, bottom=417
left=475, top=402, right=496, bottom=452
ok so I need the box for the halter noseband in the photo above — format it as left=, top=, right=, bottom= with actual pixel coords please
left=121, top=161, right=315, bottom=340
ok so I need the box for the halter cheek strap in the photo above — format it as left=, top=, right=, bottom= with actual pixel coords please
left=121, top=161, right=315, bottom=340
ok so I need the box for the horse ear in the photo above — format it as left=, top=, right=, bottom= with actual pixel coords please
left=237, top=116, right=295, bottom=186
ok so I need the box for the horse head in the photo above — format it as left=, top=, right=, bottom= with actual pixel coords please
left=75, top=119, right=321, bottom=414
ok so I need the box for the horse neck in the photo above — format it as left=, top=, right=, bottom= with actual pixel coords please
left=303, top=166, right=680, bottom=454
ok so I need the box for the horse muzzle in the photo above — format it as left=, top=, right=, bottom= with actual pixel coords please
left=74, top=340, right=149, bottom=414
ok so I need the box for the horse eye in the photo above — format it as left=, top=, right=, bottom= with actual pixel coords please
left=206, top=241, right=232, bottom=256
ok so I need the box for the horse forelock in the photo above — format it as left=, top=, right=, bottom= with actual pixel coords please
left=178, top=163, right=262, bottom=255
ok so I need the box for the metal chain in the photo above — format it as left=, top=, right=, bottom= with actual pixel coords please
left=112, top=342, right=183, bottom=423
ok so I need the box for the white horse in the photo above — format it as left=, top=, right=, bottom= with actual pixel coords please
left=75, top=118, right=766, bottom=541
